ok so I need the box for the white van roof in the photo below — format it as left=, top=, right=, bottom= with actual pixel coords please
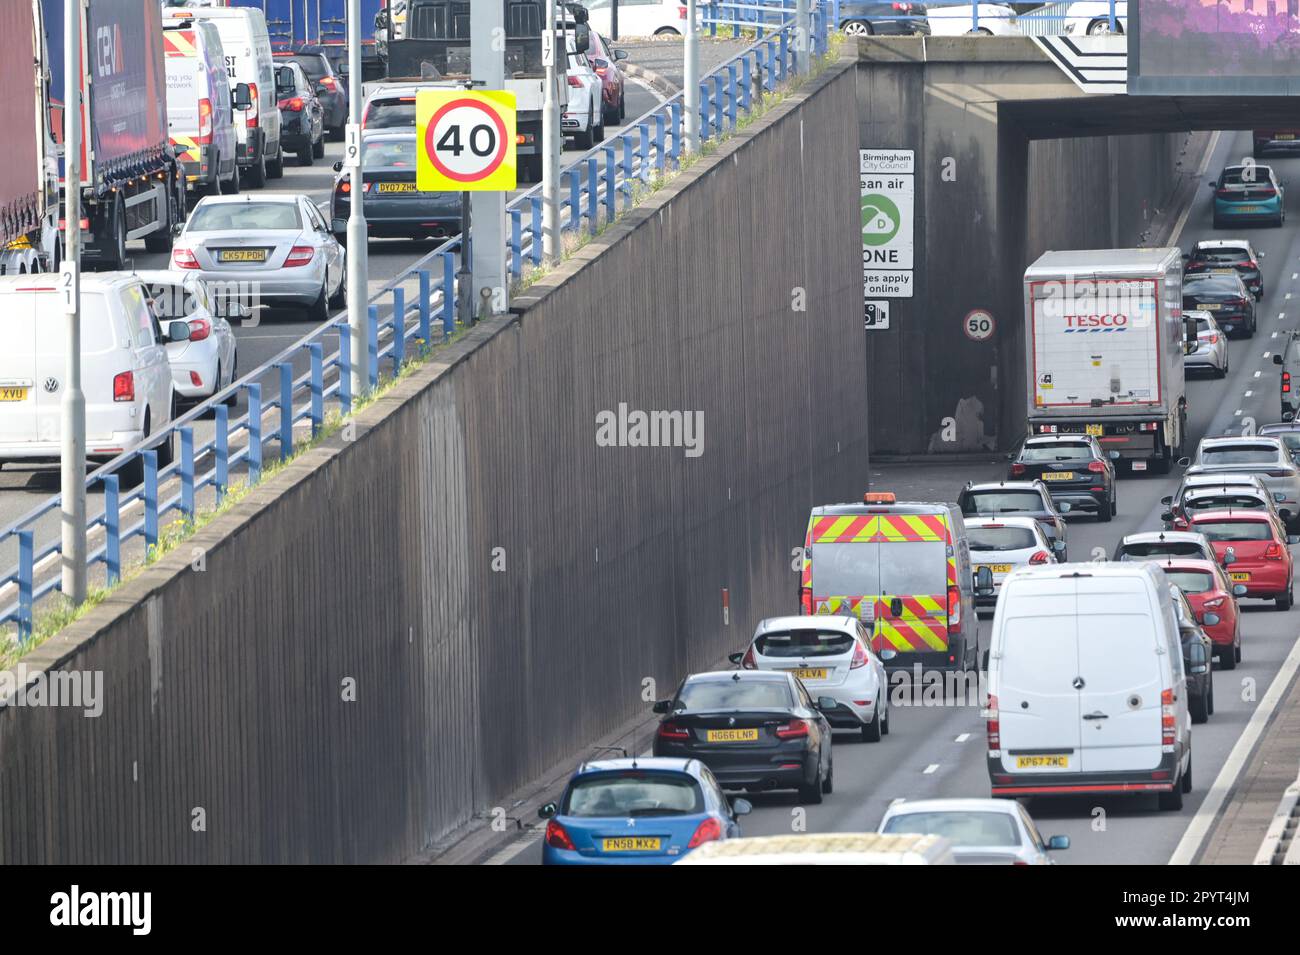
left=999, top=560, right=1168, bottom=589
left=0, top=273, right=142, bottom=296
left=673, top=833, right=955, bottom=865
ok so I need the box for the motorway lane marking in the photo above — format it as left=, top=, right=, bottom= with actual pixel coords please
left=1170, top=130, right=1221, bottom=246
left=1281, top=313, right=1287, bottom=320
left=954, top=733, right=970, bottom=743
left=1245, top=391, right=1253, bottom=397
left=1235, top=409, right=1243, bottom=416
left=1293, top=273, right=1298, bottom=280
left=484, top=834, right=541, bottom=866
left=923, top=763, right=940, bottom=774
left=1168, top=632, right=1300, bottom=865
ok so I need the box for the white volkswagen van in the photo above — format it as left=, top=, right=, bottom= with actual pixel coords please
left=986, top=562, right=1193, bottom=810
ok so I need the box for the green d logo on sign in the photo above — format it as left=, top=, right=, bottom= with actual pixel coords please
left=862, top=194, right=900, bottom=246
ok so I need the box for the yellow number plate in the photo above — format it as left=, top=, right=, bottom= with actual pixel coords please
left=376, top=182, right=417, bottom=193
left=1279, top=134, right=1296, bottom=140
left=706, top=728, right=759, bottom=743
left=1200, top=303, right=1222, bottom=310
left=218, top=249, right=268, bottom=263
left=791, top=668, right=828, bottom=681
left=1085, top=424, right=1103, bottom=436
left=602, top=837, right=662, bottom=852
left=1042, top=471, right=1074, bottom=481
left=980, top=564, right=1012, bottom=574
left=1230, top=572, right=1251, bottom=582
left=1016, top=755, right=1069, bottom=769
left=1238, top=206, right=1261, bottom=213
left=0, top=387, right=28, bottom=402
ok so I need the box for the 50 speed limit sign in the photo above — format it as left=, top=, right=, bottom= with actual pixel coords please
left=417, top=89, right=517, bottom=192
left=964, top=309, right=995, bottom=342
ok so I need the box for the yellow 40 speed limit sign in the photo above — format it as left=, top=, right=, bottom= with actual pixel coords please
left=417, top=89, right=517, bottom=192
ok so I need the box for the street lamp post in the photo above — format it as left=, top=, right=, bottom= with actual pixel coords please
left=684, top=0, right=699, bottom=153
left=346, top=0, right=368, bottom=397
left=542, top=0, right=562, bottom=264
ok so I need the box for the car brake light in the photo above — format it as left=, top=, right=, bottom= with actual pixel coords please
left=278, top=96, right=304, bottom=112
left=113, top=371, right=134, bottom=402
left=678, top=4, right=688, bottom=17
left=198, top=97, right=213, bottom=143
left=246, top=82, right=259, bottom=128
left=1265, top=542, right=1284, bottom=560
left=1010, top=463, right=1026, bottom=477
left=1203, top=333, right=1219, bottom=344
left=799, top=587, right=813, bottom=614
left=1284, top=371, right=1292, bottom=394
left=1028, top=550, right=1051, bottom=564
left=740, top=645, right=756, bottom=669
left=687, top=817, right=722, bottom=849
left=172, top=246, right=199, bottom=269
left=987, top=694, right=1000, bottom=751
left=544, top=819, right=575, bottom=850
left=775, top=719, right=809, bottom=740
left=284, top=245, right=315, bottom=267
left=1216, top=188, right=1232, bottom=198
left=850, top=641, right=869, bottom=669
left=947, top=584, right=960, bottom=634
left=320, top=76, right=337, bottom=90
left=1087, top=461, right=1106, bottom=473
left=1246, top=260, right=1259, bottom=270
left=657, top=721, right=689, bottom=741
left=567, top=75, right=581, bottom=87
left=189, top=370, right=203, bottom=387
left=1256, top=187, right=1277, bottom=197
left=187, top=318, right=211, bottom=342
left=339, top=180, right=351, bottom=194
left=1161, top=689, right=1176, bottom=746
left=1203, top=596, right=1225, bottom=609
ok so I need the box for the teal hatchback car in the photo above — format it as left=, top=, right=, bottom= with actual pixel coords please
left=1211, top=164, right=1286, bottom=229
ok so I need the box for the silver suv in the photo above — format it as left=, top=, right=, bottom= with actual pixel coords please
left=1181, top=436, right=1300, bottom=531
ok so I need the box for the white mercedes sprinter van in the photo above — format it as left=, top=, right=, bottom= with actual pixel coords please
left=986, top=562, right=1192, bottom=810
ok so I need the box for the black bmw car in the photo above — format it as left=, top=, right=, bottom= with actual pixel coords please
left=330, top=132, right=461, bottom=243
left=1006, top=434, right=1118, bottom=523
left=1183, top=271, right=1257, bottom=337
left=652, top=670, right=834, bottom=804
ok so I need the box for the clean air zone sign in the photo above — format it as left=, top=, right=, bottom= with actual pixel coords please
left=861, top=149, right=914, bottom=300
left=417, top=89, right=517, bottom=192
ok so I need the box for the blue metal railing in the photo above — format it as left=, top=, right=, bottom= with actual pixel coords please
left=0, top=1, right=832, bottom=642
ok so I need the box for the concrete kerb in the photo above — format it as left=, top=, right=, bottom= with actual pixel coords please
left=1252, top=770, right=1300, bottom=865
left=621, top=61, right=679, bottom=97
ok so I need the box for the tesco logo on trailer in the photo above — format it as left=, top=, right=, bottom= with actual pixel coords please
left=1064, top=313, right=1129, bottom=327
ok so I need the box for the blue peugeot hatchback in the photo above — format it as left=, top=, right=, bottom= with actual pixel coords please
left=539, top=757, right=751, bottom=865
left=1211, top=164, right=1286, bottom=229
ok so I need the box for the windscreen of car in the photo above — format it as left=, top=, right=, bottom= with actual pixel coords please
left=1020, top=443, right=1092, bottom=462
left=677, top=680, right=794, bottom=711
left=754, top=630, right=855, bottom=658
left=147, top=282, right=196, bottom=321
left=563, top=773, right=703, bottom=817
left=962, top=490, right=1045, bottom=515
left=1119, top=542, right=1207, bottom=559
left=968, top=526, right=1037, bottom=552
left=1184, top=276, right=1242, bottom=297
left=1184, top=494, right=1266, bottom=512
left=1199, top=446, right=1279, bottom=466
left=1193, top=248, right=1250, bottom=265
left=1262, top=431, right=1300, bottom=453
left=187, top=202, right=301, bottom=232
left=280, top=54, right=328, bottom=79
left=1193, top=521, right=1275, bottom=542
left=364, top=139, right=418, bottom=168
left=882, top=811, right=1020, bottom=848
left=810, top=542, right=877, bottom=595
left=365, top=97, right=416, bottom=128
left=1220, top=167, right=1274, bottom=186
left=1163, top=570, right=1214, bottom=594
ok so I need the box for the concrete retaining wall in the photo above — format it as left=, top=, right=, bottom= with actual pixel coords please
left=0, top=58, right=864, bottom=862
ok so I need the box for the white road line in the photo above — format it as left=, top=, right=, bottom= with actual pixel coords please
left=1169, top=633, right=1300, bottom=865
left=1235, top=409, right=1243, bottom=416
left=1245, top=390, right=1253, bottom=397
left=1264, top=351, right=1272, bottom=358
left=1170, top=131, right=1220, bottom=246
left=1281, top=313, right=1288, bottom=320
left=1288, top=293, right=1293, bottom=301
left=484, top=833, right=540, bottom=866
left=923, top=763, right=940, bottom=774
left=1274, top=332, right=1280, bottom=338
left=954, top=733, right=970, bottom=743
left=1292, top=272, right=1297, bottom=280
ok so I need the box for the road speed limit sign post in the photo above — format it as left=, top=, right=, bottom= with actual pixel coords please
left=417, top=89, right=517, bottom=192
left=964, top=309, right=995, bottom=342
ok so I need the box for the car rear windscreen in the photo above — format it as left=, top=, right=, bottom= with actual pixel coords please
left=1262, top=431, right=1300, bottom=452
left=1221, top=167, right=1273, bottom=186
left=1200, top=446, right=1278, bottom=466
left=365, top=98, right=416, bottom=128
left=811, top=542, right=877, bottom=595
left=1163, top=571, right=1214, bottom=595
left=280, top=54, right=328, bottom=79
left=1120, top=542, right=1208, bottom=559
left=963, top=490, right=1044, bottom=515
left=1185, top=277, right=1243, bottom=297
left=1194, top=521, right=1274, bottom=542
left=1184, top=495, right=1266, bottom=512
left=1020, top=443, right=1091, bottom=462
left=1195, top=248, right=1250, bottom=264
left=187, top=202, right=301, bottom=232
left=678, top=680, right=794, bottom=711
left=882, top=811, right=1020, bottom=848
left=755, top=630, right=855, bottom=658
left=563, top=773, right=703, bottom=817
left=364, top=139, right=418, bottom=167
left=968, top=526, right=1037, bottom=552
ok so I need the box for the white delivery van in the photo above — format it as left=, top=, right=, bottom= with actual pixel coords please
left=164, top=18, right=245, bottom=196
left=986, top=562, right=1192, bottom=810
left=162, top=6, right=284, bottom=187
left=0, top=274, right=178, bottom=484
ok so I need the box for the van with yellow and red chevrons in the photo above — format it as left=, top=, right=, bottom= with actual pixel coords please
left=1024, top=248, right=1195, bottom=475
left=798, top=492, right=994, bottom=674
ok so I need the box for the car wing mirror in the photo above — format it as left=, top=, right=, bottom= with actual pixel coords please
left=879, top=648, right=898, bottom=661
left=1202, top=612, right=1220, bottom=627
left=614, top=48, right=629, bottom=61
left=1289, top=535, right=1300, bottom=545
left=651, top=699, right=672, bottom=714
left=1108, top=450, right=1120, bottom=460
left=166, top=320, right=190, bottom=342
left=1160, top=511, right=1174, bottom=522
left=1233, top=583, right=1248, bottom=596
left=1058, top=501, right=1072, bottom=513
left=729, top=796, right=753, bottom=817
left=232, top=82, right=252, bottom=111
left=1275, top=353, right=1285, bottom=366
left=974, top=566, right=995, bottom=595
left=1047, top=835, right=1070, bottom=851
left=816, top=696, right=837, bottom=713
left=1052, top=539, right=1066, bottom=552
left=727, top=651, right=745, bottom=667
left=537, top=802, right=557, bottom=819
left=1177, top=456, right=1192, bottom=467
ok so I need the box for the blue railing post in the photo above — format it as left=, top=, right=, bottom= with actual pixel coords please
left=367, top=304, right=379, bottom=388
left=740, top=53, right=752, bottom=113
left=653, top=113, right=666, bottom=173
left=510, top=208, right=523, bottom=281
left=246, top=382, right=262, bottom=487
left=104, top=474, right=121, bottom=586
left=215, top=403, right=229, bottom=503
left=603, top=143, right=617, bottom=222
left=529, top=196, right=543, bottom=266
left=779, top=29, right=789, bottom=83
left=622, top=134, right=635, bottom=204
left=143, top=450, right=159, bottom=553
left=766, top=38, right=777, bottom=90
left=442, top=250, right=456, bottom=337
left=337, top=321, right=352, bottom=414
left=392, top=287, right=406, bottom=370
left=278, top=361, right=293, bottom=460
left=637, top=123, right=650, bottom=181
left=308, top=342, right=323, bottom=437
left=567, top=168, right=580, bottom=230
left=586, top=156, right=598, bottom=235
left=669, top=102, right=682, bottom=163
left=17, top=530, right=32, bottom=643
left=418, top=268, right=432, bottom=346
left=180, top=426, right=195, bottom=521
left=699, top=81, right=711, bottom=142
left=715, top=74, right=727, bottom=133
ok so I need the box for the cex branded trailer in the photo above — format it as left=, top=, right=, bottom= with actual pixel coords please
left=42, top=0, right=184, bottom=269
left=1023, top=248, right=1193, bottom=474
left=0, top=1, right=60, bottom=274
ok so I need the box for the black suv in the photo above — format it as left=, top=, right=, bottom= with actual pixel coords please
left=1183, top=271, right=1257, bottom=337
left=1007, top=434, right=1118, bottom=523
left=1183, top=240, right=1263, bottom=300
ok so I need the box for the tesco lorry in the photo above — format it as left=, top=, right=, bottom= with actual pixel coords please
left=0, top=1, right=60, bottom=274
left=42, top=0, right=185, bottom=269
left=1023, top=248, right=1195, bottom=474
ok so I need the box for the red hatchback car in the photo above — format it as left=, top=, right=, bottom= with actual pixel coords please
left=1158, top=558, right=1246, bottom=669
left=587, top=30, right=627, bottom=128
left=1186, top=510, right=1297, bottom=611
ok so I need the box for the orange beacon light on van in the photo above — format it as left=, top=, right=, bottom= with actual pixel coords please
left=863, top=491, right=896, bottom=504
